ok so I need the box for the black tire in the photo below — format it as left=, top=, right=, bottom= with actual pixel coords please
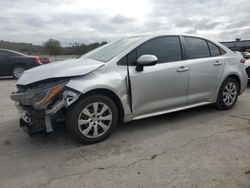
left=11, top=65, right=26, bottom=79
left=215, top=77, right=239, bottom=110
left=66, top=94, right=118, bottom=144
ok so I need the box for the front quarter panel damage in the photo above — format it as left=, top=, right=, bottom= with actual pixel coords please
left=66, top=65, right=131, bottom=121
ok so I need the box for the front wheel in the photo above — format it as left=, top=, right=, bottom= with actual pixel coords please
left=215, top=77, right=239, bottom=110
left=66, top=94, right=118, bottom=144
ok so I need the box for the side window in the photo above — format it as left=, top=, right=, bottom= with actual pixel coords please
left=128, top=50, right=137, bottom=65
left=208, top=42, right=220, bottom=56
left=136, top=36, right=182, bottom=63
left=184, top=37, right=210, bottom=59
left=117, top=50, right=137, bottom=65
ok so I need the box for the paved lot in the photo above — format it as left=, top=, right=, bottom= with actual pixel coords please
left=0, top=78, right=250, bottom=188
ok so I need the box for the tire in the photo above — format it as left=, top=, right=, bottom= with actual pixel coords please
left=11, top=65, right=26, bottom=79
left=215, top=77, right=239, bottom=110
left=66, top=94, right=118, bottom=144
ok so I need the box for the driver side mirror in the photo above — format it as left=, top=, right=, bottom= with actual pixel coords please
left=136, top=55, right=158, bottom=72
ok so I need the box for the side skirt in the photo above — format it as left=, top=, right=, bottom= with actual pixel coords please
left=128, top=102, right=212, bottom=121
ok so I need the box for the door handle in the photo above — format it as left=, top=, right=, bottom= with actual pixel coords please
left=176, top=66, right=189, bottom=72
left=213, top=61, right=223, bottom=66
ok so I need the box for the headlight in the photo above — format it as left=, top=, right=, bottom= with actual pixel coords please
left=11, top=81, right=67, bottom=109
left=34, top=83, right=65, bottom=109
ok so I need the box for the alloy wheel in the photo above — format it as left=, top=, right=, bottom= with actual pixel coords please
left=222, top=82, right=237, bottom=106
left=13, top=67, right=25, bottom=78
left=77, top=102, right=112, bottom=138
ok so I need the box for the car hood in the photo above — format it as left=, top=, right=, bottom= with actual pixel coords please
left=17, top=58, right=105, bottom=85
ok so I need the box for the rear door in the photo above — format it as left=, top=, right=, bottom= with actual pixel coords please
left=128, top=36, right=189, bottom=116
left=182, top=36, right=225, bottom=103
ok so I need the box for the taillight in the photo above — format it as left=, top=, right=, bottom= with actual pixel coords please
left=44, top=57, right=51, bottom=64
left=35, top=57, right=42, bottom=64
left=240, top=58, right=246, bottom=64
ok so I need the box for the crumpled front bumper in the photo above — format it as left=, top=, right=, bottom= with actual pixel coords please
left=15, top=102, right=54, bottom=136
left=13, top=89, right=80, bottom=136
left=18, top=110, right=47, bottom=136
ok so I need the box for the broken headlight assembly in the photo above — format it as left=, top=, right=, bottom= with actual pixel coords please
left=10, top=80, right=68, bottom=109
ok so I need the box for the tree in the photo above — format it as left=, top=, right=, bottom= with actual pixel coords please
left=43, top=39, right=62, bottom=55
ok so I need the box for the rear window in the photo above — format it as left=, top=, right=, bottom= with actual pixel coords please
left=184, top=37, right=210, bottom=59
left=220, top=48, right=226, bottom=55
left=208, top=42, right=221, bottom=56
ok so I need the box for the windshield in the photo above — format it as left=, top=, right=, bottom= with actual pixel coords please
left=81, top=36, right=143, bottom=62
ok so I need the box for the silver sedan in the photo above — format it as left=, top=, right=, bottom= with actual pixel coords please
left=11, top=34, right=248, bottom=144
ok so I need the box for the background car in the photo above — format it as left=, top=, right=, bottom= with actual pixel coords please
left=39, top=57, right=51, bottom=64
left=245, top=59, right=250, bottom=80
left=0, top=49, right=50, bottom=79
left=241, top=51, right=250, bottom=59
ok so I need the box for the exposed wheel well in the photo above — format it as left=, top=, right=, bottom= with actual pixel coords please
left=82, top=89, right=124, bottom=123
left=227, top=74, right=241, bottom=93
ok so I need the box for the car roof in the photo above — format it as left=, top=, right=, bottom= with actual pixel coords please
left=143, top=33, right=212, bottom=40
left=128, top=33, right=218, bottom=43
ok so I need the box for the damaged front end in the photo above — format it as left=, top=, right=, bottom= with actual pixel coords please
left=10, top=79, right=80, bottom=136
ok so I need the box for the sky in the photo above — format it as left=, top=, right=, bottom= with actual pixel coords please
left=1, top=0, right=250, bottom=46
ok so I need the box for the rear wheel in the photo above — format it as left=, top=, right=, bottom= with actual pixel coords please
left=215, top=77, right=239, bottom=110
left=11, top=65, right=26, bottom=79
left=66, top=94, right=118, bottom=144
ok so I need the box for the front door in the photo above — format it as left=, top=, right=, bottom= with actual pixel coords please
left=128, top=36, right=189, bottom=116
